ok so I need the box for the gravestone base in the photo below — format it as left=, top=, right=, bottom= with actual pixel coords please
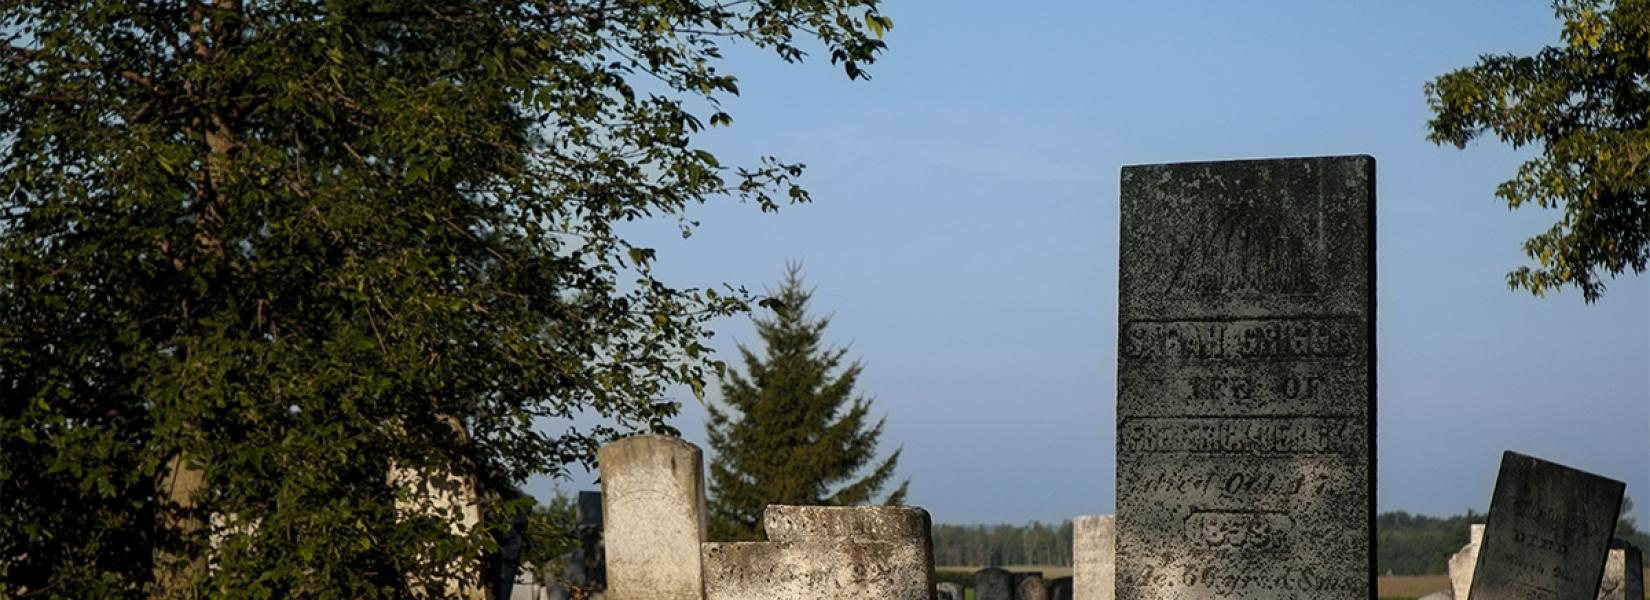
left=701, top=540, right=931, bottom=599
left=700, top=505, right=935, bottom=600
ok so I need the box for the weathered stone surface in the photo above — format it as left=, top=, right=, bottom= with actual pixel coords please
left=1017, top=574, right=1049, bottom=600
left=1448, top=524, right=1484, bottom=599
left=1047, top=576, right=1074, bottom=600
left=1450, top=526, right=1643, bottom=600
left=700, top=540, right=930, bottom=599
left=701, top=504, right=936, bottom=600
left=936, top=581, right=965, bottom=600
left=597, top=435, right=706, bottom=600
left=1596, top=543, right=1644, bottom=600
left=1604, top=541, right=1644, bottom=600
left=1117, top=156, right=1376, bottom=600
left=764, top=504, right=932, bottom=544
left=975, top=567, right=1014, bottom=600
left=1074, top=515, right=1115, bottom=600
left=1469, top=451, right=1625, bottom=600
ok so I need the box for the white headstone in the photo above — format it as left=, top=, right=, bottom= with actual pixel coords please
left=598, top=435, right=706, bottom=600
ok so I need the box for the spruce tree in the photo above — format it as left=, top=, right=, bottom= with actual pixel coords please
left=706, top=263, right=908, bottom=542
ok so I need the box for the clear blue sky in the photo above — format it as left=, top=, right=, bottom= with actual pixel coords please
left=529, top=0, right=1650, bottom=527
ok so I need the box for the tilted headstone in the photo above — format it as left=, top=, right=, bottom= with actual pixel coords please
left=936, top=581, right=965, bottom=600
left=1016, top=573, right=1049, bottom=600
left=1451, top=525, right=1644, bottom=600
left=974, top=567, right=1014, bottom=600
left=597, top=435, right=706, bottom=600
left=701, top=505, right=935, bottom=599
left=1117, top=156, right=1376, bottom=599
left=1074, top=515, right=1116, bottom=600
left=1469, top=451, right=1625, bottom=600
left=1047, top=576, right=1074, bottom=600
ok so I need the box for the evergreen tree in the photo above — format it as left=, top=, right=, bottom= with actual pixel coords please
left=706, top=264, right=907, bottom=541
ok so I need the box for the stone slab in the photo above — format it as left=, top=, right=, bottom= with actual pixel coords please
left=598, top=435, right=706, bottom=600
left=975, top=567, right=1014, bottom=600
left=936, top=581, right=965, bottom=600
left=764, top=504, right=932, bottom=543
left=1074, top=515, right=1116, bottom=600
left=1469, top=451, right=1624, bottom=600
left=700, top=540, right=930, bottom=600
left=1117, top=156, right=1376, bottom=600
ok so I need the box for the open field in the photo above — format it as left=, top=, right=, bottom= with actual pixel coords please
left=935, top=568, right=1648, bottom=599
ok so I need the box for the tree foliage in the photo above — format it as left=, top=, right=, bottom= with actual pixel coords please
left=0, top=0, right=890, bottom=596
left=1426, top=0, right=1650, bottom=301
left=705, top=263, right=906, bottom=542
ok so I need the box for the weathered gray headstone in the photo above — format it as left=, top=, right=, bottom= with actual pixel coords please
left=1469, top=451, right=1625, bottom=600
left=975, top=567, right=1014, bottom=600
left=1017, top=573, right=1049, bottom=600
left=597, top=435, right=706, bottom=600
left=701, top=504, right=934, bottom=599
left=1074, top=515, right=1115, bottom=600
left=936, top=581, right=965, bottom=600
left=1047, top=576, right=1074, bottom=600
left=1117, top=156, right=1376, bottom=599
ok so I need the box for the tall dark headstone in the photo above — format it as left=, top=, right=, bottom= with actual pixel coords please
left=1469, top=451, right=1625, bottom=600
left=1116, top=156, right=1376, bottom=599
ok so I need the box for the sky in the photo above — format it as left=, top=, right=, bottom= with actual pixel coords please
left=527, top=0, right=1650, bottom=527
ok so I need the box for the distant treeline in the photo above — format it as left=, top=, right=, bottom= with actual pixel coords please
left=935, top=505, right=1649, bottom=575
left=932, top=521, right=1075, bottom=567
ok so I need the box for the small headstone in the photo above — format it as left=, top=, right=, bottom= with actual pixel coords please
left=1074, top=515, right=1115, bottom=600
left=1448, top=524, right=1484, bottom=599
left=1416, top=591, right=1452, bottom=600
left=1047, top=576, right=1074, bottom=600
left=1596, top=540, right=1645, bottom=600
left=936, top=581, right=965, bottom=600
left=569, top=490, right=605, bottom=591
left=700, top=505, right=934, bottom=599
left=598, top=435, right=707, bottom=600
left=577, top=490, right=604, bottom=526
left=1469, top=451, right=1626, bottom=600
left=1016, top=573, right=1048, bottom=600
left=1116, top=156, right=1376, bottom=599
left=974, top=567, right=1014, bottom=600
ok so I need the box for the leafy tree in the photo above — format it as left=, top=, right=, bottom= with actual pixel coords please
left=0, top=0, right=890, bottom=597
left=705, top=263, right=907, bottom=541
left=1425, top=0, right=1650, bottom=301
